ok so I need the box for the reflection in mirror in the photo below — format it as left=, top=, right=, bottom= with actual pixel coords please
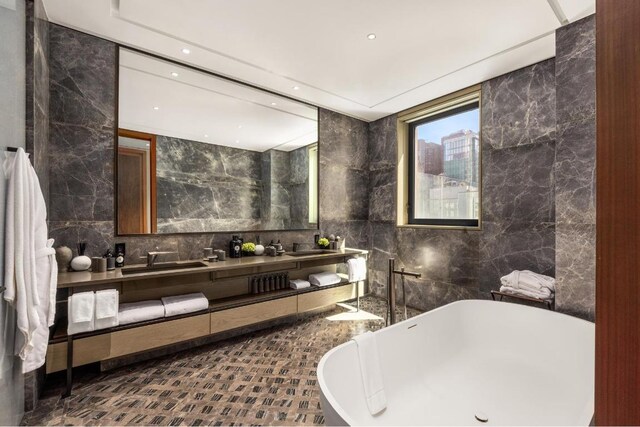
left=116, top=48, right=319, bottom=234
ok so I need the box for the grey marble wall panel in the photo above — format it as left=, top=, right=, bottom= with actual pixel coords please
left=368, top=115, right=397, bottom=172
left=48, top=24, right=115, bottom=223
left=555, top=224, right=595, bottom=320
left=482, top=59, right=556, bottom=150
left=555, top=15, right=596, bottom=126
left=482, top=141, right=556, bottom=224
left=555, top=118, right=596, bottom=225
left=319, top=109, right=368, bottom=170
left=289, top=146, right=310, bottom=229
left=554, top=14, right=596, bottom=319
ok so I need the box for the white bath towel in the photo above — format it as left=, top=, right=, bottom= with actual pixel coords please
left=161, top=293, right=209, bottom=317
left=500, top=270, right=556, bottom=293
left=352, top=331, right=387, bottom=415
left=308, top=272, right=341, bottom=287
left=500, top=285, right=553, bottom=300
left=290, top=279, right=311, bottom=290
left=3, top=148, right=58, bottom=372
left=347, top=257, right=367, bottom=282
left=118, top=300, right=165, bottom=325
left=94, top=289, right=119, bottom=330
left=67, top=292, right=95, bottom=335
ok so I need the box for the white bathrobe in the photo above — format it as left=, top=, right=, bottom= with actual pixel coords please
left=3, top=148, right=57, bottom=373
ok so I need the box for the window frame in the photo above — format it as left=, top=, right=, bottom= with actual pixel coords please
left=396, top=85, right=482, bottom=230
left=407, top=101, right=480, bottom=227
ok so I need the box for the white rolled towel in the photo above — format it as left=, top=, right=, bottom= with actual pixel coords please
left=118, top=300, right=165, bottom=325
left=94, top=289, right=119, bottom=330
left=161, top=293, right=209, bottom=317
left=347, top=258, right=367, bottom=282
left=68, top=291, right=95, bottom=335
left=308, top=272, right=341, bottom=287
left=290, top=279, right=311, bottom=290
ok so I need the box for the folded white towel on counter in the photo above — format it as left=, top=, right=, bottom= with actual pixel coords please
left=500, top=285, right=553, bottom=300
left=500, top=270, right=556, bottom=293
left=308, top=272, right=342, bottom=287
left=118, top=300, right=165, bottom=325
left=68, top=292, right=95, bottom=335
left=94, top=289, right=119, bottom=330
left=352, top=331, right=387, bottom=416
left=290, top=279, right=311, bottom=290
left=161, top=292, right=209, bottom=317
left=347, top=257, right=367, bottom=282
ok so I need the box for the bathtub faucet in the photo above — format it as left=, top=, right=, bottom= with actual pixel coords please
left=387, top=258, right=421, bottom=326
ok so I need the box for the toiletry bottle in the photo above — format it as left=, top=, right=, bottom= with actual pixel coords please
left=229, top=235, right=243, bottom=258
left=115, top=243, right=126, bottom=267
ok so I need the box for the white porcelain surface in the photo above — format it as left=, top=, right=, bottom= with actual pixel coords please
left=318, top=300, right=594, bottom=426
left=70, top=255, right=92, bottom=271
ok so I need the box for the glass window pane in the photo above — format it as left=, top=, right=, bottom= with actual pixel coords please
left=411, top=104, right=480, bottom=223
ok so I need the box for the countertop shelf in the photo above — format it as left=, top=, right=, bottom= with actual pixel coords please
left=57, top=249, right=367, bottom=288
left=50, top=280, right=355, bottom=343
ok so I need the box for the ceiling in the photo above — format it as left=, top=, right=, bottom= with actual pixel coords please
left=119, top=49, right=318, bottom=152
left=42, top=0, right=594, bottom=122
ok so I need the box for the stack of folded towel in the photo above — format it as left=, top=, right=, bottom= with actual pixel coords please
left=68, top=289, right=120, bottom=335
left=290, top=279, right=311, bottom=290
left=500, top=270, right=555, bottom=300
left=308, top=272, right=342, bottom=287
left=161, top=292, right=209, bottom=317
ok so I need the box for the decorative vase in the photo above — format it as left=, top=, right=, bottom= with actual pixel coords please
left=55, top=246, right=73, bottom=272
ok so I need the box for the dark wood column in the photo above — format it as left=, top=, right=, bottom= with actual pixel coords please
left=595, top=0, right=640, bottom=424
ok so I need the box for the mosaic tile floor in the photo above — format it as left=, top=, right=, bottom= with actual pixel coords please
left=22, top=296, right=422, bottom=426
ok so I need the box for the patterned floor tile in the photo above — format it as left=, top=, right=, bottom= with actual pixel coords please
left=22, top=297, right=421, bottom=426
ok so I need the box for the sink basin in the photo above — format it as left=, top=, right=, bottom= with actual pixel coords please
left=121, top=261, right=208, bottom=275
left=285, top=250, right=338, bottom=257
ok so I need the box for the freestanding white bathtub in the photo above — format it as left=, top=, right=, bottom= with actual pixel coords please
left=318, top=300, right=594, bottom=426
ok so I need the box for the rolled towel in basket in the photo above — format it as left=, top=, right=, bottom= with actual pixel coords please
left=161, top=292, right=209, bottom=317
left=118, top=300, right=165, bottom=325
left=308, top=272, right=341, bottom=287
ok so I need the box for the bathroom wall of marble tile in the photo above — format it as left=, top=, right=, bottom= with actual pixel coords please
left=554, top=15, right=596, bottom=320
left=25, top=0, right=50, bottom=210
left=46, top=24, right=368, bottom=264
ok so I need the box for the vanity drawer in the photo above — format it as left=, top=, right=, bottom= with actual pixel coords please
left=297, top=283, right=356, bottom=312
left=210, top=296, right=297, bottom=334
left=46, top=314, right=210, bottom=373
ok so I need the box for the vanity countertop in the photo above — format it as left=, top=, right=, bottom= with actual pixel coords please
left=57, top=248, right=367, bottom=288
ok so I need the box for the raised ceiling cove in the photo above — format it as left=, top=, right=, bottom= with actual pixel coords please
left=41, top=0, right=594, bottom=122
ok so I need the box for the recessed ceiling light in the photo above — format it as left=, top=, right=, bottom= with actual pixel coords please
left=367, top=33, right=376, bottom=40
left=181, top=48, right=191, bottom=54
left=171, top=72, right=179, bottom=77
left=153, top=106, right=160, bottom=110
left=271, top=102, right=277, bottom=106
left=235, top=139, right=240, bottom=143
left=292, top=86, right=300, bottom=90
left=238, top=125, right=242, bottom=129
left=204, top=134, right=209, bottom=138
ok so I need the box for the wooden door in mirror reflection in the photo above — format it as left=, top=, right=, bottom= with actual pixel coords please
left=117, top=129, right=157, bottom=234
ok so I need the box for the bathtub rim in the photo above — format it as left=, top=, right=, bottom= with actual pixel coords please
left=317, top=299, right=595, bottom=426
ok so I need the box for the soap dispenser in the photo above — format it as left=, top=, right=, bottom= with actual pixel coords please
left=229, top=235, right=243, bottom=258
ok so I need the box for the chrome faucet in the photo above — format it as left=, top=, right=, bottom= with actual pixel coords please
left=141, top=251, right=178, bottom=268
left=387, top=258, right=421, bottom=325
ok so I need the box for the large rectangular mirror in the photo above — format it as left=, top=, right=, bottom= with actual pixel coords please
left=116, top=48, right=319, bottom=235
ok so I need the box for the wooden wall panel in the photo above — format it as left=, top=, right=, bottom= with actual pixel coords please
left=595, top=1, right=640, bottom=424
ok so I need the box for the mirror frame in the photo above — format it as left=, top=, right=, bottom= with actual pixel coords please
left=114, top=45, right=320, bottom=236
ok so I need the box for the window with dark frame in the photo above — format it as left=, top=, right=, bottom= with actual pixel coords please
left=408, top=100, right=480, bottom=227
